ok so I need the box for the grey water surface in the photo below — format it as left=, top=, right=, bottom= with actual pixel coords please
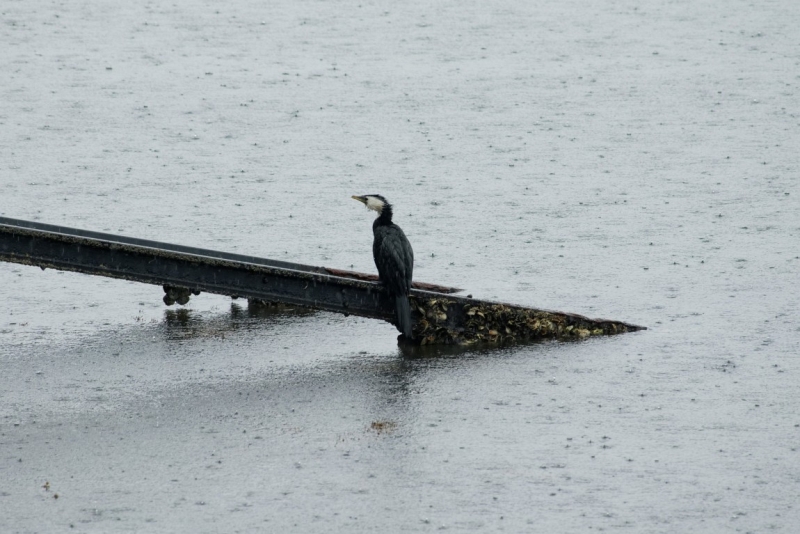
left=2, top=0, right=799, bottom=532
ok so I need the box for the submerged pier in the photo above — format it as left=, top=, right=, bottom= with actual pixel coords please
left=0, top=217, right=645, bottom=344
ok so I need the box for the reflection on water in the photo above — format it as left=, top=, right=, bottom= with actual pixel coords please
left=162, top=299, right=317, bottom=340
left=398, top=333, right=554, bottom=359
left=399, top=339, right=489, bottom=359
left=161, top=298, right=556, bottom=358
left=163, top=307, right=193, bottom=328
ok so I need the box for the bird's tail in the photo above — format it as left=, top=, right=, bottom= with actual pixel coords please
left=395, top=295, right=413, bottom=338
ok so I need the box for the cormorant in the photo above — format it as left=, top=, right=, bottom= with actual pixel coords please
left=352, top=194, right=414, bottom=337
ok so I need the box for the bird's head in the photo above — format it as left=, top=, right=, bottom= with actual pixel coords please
left=352, top=194, right=389, bottom=214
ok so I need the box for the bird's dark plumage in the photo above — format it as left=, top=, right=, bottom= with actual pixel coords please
left=353, top=194, right=414, bottom=337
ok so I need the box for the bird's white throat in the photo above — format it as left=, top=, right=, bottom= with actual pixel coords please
left=365, top=196, right=385, bottom=213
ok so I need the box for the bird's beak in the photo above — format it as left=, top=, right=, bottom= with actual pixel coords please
left=351, top=195, right=367, bottom=205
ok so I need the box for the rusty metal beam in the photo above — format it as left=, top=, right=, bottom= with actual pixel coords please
left=0, top=217, right=461, bottom=294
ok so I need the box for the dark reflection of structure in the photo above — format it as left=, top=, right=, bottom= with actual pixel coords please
left=398, top=338, right=488, bottom=360
left=159, top=299, right=526, bottom=452
left=164, top=307, right=193, bottom=327
left=363, top=341, right=496, bottom=428
left=358, top=355, right=418, bottom=432
left=368, top=339, right=538, bottom=428
left=162, top=298, right=316, bottom=341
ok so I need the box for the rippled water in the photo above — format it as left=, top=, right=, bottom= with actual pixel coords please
left=2, top=0, right=799, bottom=532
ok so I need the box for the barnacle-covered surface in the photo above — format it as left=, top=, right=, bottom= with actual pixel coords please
left=409, top=295, right=644, bottom=346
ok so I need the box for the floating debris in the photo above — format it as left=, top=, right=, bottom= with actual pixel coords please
left=369, top=421, right=397, bottom=434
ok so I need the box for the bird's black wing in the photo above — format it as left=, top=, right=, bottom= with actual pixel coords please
left=373, top=224, right=414, bottom=296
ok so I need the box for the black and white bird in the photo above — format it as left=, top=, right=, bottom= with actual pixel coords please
left=352, top=194, right=414, bottom=337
